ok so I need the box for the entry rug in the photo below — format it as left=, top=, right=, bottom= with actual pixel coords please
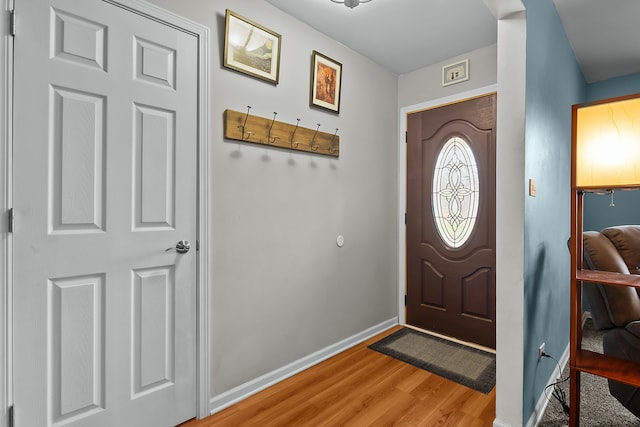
left=368, top=327, right=496, bottom=394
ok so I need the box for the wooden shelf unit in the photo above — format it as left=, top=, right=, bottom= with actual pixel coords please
left=574, top=349, right=640, bottom=386
left=569, top=92, right=640, bottom=426
left=570, top=195, right=640, bottom=427
left=576, top=269, right=640, bottom=288
left=570, top=261, right=640, bottom=426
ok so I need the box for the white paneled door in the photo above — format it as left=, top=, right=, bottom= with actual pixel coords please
left=12, top=0, right=198, bottom=425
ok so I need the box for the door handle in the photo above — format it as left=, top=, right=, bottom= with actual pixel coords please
left=166, top=240, right=190, bottom=254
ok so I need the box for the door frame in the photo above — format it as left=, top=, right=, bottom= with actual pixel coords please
left=0, top=0, right=211, bottom=424
left=1, top=1, right=12, bottom=427
left=398, top=84, right=497, bottom=328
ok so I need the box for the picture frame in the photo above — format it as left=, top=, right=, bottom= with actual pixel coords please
left=223, top=10, right=281, bottom=85
left=310, top=50, right=342, bottom=114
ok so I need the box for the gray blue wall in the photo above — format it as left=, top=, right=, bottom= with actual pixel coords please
left=522, top=0, right=586, bottom=423
left=587, top=72, right=640, bottom=102
left=583, top=189, right=640, bottom=232
left=583, top=72, right=640, bottom=232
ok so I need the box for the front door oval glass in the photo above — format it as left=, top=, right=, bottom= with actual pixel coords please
left=432, top=136, right=479, bottom=248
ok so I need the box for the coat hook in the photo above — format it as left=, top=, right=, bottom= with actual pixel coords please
left=267, top=112, right=279, bottom=144
left=238, top=105, right=252, bottom=140
left=290, top=118, right=300, bottom=148
left=310, top=123, right=321, bottom=151
left=329, top=128, right=339, bottom=154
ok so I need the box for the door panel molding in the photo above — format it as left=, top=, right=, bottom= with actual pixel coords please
left=398, top=85, right=497, bottom=331
left=1, top=1, right=12, bottom=426
left=107, top=1, right=212, bottom=418
left=4, top=0, right=211, bottom=423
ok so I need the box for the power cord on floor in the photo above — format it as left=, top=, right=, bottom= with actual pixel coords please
left=541, top=352, right=570, bottom=415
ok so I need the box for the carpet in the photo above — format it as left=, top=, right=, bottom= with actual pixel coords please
left=368, top=327, right=496, bottom=394
left=539, top=318, right=640, bottom=426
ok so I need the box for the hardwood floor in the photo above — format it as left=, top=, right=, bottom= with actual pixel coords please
left=181, top=326, right=496, bottom=426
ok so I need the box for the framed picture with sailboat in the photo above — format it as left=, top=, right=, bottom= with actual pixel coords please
left=223, top=10, right=281, bottom=84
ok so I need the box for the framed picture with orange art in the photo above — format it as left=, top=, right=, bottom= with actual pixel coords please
left=310, top=50, right=342, bottom=114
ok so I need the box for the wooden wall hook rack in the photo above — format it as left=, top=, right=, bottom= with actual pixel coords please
left=224, top=109, right=340, bottom=158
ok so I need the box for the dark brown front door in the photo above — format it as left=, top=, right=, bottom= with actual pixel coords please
left=406, top=93, right=496, bottom=349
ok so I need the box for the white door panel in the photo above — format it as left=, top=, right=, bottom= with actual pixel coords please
left=13, top=1, right=198, bottom=425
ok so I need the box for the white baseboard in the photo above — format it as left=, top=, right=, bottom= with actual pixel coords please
left=525, top=341, right=570, bottom=427
left=493, top=419, right=512, bottom=427
left=209, top=317, right=399, bottom=415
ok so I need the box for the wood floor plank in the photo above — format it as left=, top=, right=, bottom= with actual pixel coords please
left=183, top=326, right=495, bottom=426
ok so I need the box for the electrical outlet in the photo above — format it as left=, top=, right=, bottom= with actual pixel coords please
left=538, top=342, right=545, bottom=360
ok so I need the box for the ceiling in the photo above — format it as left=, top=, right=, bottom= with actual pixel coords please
left=552, top=0, right=640, bottom=83
left=265, top=0, right=640, bottom=83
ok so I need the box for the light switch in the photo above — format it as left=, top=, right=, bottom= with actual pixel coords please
left=529, top=178, right=537, bottom=197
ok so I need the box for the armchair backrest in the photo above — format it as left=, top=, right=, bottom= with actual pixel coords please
left=582, top=226, right=640, bottom=329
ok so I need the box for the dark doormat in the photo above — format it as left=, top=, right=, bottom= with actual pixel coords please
left=368, top=327, right=496, bottom=394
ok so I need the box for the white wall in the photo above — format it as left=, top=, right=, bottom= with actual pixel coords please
left=398, top=44, right=497, bottom=108
left=0, top=0, right=531, bottom=425
left=483, top=1, right=528, bottom=425
left=145, top=0, right=399, bottom=407
left=493, top=11, right=527, bottom=427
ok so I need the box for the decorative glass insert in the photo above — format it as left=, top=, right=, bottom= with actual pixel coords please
left=432, top=136, right=479, bottom=248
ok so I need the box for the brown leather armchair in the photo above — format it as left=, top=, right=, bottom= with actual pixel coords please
left=582, top=225, right=640, bottom=418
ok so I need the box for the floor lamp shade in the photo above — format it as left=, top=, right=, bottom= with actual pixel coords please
left=574, top=94, right=640, bottom=189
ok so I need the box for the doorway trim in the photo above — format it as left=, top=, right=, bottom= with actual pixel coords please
left=397, top=84, right=497, bottom=326
left=1, top=1, right=12, bottom=426
left=1, top=0, right=211, bottom=423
